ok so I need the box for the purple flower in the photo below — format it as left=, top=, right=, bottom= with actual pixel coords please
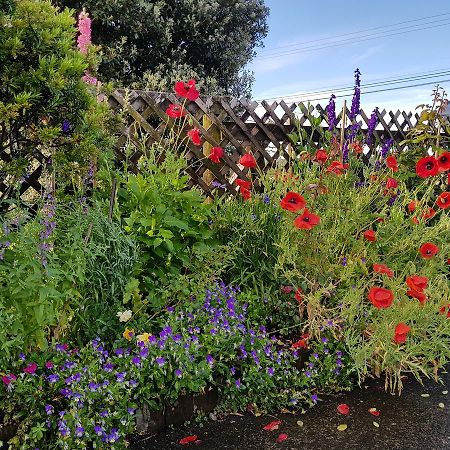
left=366, top=108, right=378, bottom=145
left=326, top=94, right=337, bottom=131
left=61, top=119, right=71, bottom=134
left=230, top=367, right=236, bottom=375
left=311, top=394, right=318, bottom=403
left=127, top=407, right=136, bottom=415
left=103, top=362, right=114, bottom=372
left=235, top=379, right=241, bottom=389
left=94, top=425, right=104, bottom=436
left=100, top=409, right=109, bottom=417
left=60, top=388, right=72, bottom=398
left=267, top=367, right=274, bottom=376
left=350, top=68, right=361, bottom=122
left=381, top=138, right=394, bottom=158
left=132, top=356, right=141, bottom=366
left=156, top=357, right=166, bottom=367
left=19, top=353, right=26, bottom=361
left=305, top=370, right=312, bottom=378
left=341, top=257, right=347, bottom=267
left=321, top=337, right=328, bottom=344
left=116, top=372, right=126, bottom=382
left=75, top=426, right=85, bottom=438
left=263, top=194, right=270, bottom=205
left=175, top=369, right=183, bottom=378
left=45, top=404, right=54, bottom=415
left=88, top=382, right=99, bottom=391
left=47, top=374, right=59, bottom=383
left=206, top=354, right=214, bottom=365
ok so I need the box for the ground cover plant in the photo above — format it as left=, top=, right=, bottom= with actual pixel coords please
left=0, top=2, right=449, bottom=448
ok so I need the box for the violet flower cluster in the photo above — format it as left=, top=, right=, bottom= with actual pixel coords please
left=366, top=108, right=378, bottom=146
left=326, top=94, right=337, bottom=132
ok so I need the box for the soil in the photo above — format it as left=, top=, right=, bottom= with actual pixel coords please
left=131, top=370, right=450, bottom=450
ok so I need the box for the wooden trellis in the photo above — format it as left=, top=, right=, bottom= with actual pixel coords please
left=108, top=89, right=422, bottom=197
left=0, top=89, right=425, bottom=206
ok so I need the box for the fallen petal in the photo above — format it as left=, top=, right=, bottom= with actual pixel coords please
left=179, top=435, right=198, bottom=445
left=337, top=403, right=350, bottom=415
left=263, top=420, right=282, bottom=431
left=368, top=408, right=380, bottom=417
left=439, top=403, right=445, bottom=409
left=373, top=421, right=380, bottom=428
left=296, top=420, right=304, bottom=427
left=337, top=424, right=348, bottom=431
left=276, top=433, right=288, bottom=443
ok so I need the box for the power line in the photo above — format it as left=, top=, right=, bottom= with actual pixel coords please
left=262, top=79, right=450, bottom=104
left=257, top=12, right=450, bottom=54
left=254, top=21, right=450, bottom=60
left=257, top=69, right=450, bottom=101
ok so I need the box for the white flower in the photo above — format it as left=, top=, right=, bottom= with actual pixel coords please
left=117, top=310, right=132, bottom=322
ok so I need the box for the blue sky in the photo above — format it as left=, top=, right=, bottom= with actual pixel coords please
left=248, top=0, right=450, bottom=112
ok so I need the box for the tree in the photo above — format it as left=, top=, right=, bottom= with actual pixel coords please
left=54, top=0, right=269, bottom=97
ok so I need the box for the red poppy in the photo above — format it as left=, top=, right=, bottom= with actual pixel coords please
left=416, top=156, right=439, bottom=178
left=386, top=178, right=398, bottom=189
left=373, top=263, right=394, bottom=278
left=407, top=288, right=428, bottom=305
left=239, top=153, right=257, bottom=168
left=412, top=217, right=420, bottom=225
left=436, top=192, right=450, bottom=209
left=363, top=230, right=376, bottom=242
left=448, top=173, right=450, bottom=185
left=406, top=275, right=428, bottom=292
left=294, top=288, right=303, bottom=303
left=337, top=404, right=350, bottom=415
left=291, top=339, right=308, bottom=349
left=408, top=201, right=417, bottom=212
left=422, top=208, right=436, bottom=220
left=166, top=103, right=187, bottom=118
left=439, top=304, right=450, bottom=318
left=368, top=287, right=394, bottom=309
left=314, top=149, right=328, bottom=164
left=235, top=179, right=251, bottom=190
left=327, top=161, right=349, bottom=175
left=419, top=242, right=439, bottom=259
left=280, top=192, right=306, bottom=212
left=276, top=434, right=288, bottom=443
left=293, top=209, right=320, bottom=230
left=263, top=420, right=281, bottom=431
left=393, top=322, right=411, bottom=344
left=187, top=128, right=202, bottom=146
left=208, top=146, right=224, bottom=163
left=179, top=435, right=198, bottom=445
left=174, top=79, right=199, bottom=101
left=350, top=142, right=363, bottom=154
left=240, top=188, right=251, bottom=201
left=438, top=152, right=450, bottom=172
left=386, top=155, right=399, bottom=172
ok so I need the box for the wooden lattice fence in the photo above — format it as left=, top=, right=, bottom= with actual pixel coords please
left=108, top=89, right=422, bottom=197
left=0, top=89, right=425, bottom=206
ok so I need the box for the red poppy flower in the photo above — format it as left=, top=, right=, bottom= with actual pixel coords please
left=174, top=79, right=199, bottom=101
left=350, top=142, right=363, bottom=154
left=239, top=153, right=257, bottom=168
left=363, top=230, right=376, bottom=242
left=439, top=304, right=450, bottom=318
left=386, top=155, right=399, bottom=172
left=179, top=435, right=198, bottom=445
left=327, top=161, right=349, bottom=175
left=412, top=217, right=419, bottom=225
left=438, top=152, right=450, bottom=172
left=294, top=288, right=303, bottom=303
left=293, top=209, right=320, bottom=230
left=373, top=263, right=394, bottom=278
left=406, top=275, right=428, bottom=292
left=408, top=201, right=417, bottom=212
left=166, top=103, right=187, bottom=118
left=276, top=434, right=288, bottom=443
left=407, top=288, right=428, bottom=305
left=416, top=156, right=439, bottom=178
left=368, top=287, right=394, bottom=309
left=419, top=242, right=439, bottom=259
left=386, top=178, right=398, bottom=189
left=263, top=420, right=281, bottom=431
left=280, top=192, right=306, bottom=212
left=448, top=173, right=450, bottom=185
left=187, top=128, right=202, bottom=146
left=393, top=322, right=411, bottom=344
left=240, top=188, right=251, bottom=201
left=337, top=404, right=350, bottom=415
left=235, top=179, right=251, bottom=190
left=314, top=149, right=328, bottom=164
left=422, top=208, right=436, bottom=220
left=436, top=192, right=450, bottom=209
left=208, top=146, right=224, bottom=163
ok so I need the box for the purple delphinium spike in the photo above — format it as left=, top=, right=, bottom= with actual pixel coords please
left=381, top=138, right=394, bottom=158
left=349, top=68, right=361, bottom=122
left=366, top=108, right=378, bottom=146
left=326, top=94, right=337, bottom=131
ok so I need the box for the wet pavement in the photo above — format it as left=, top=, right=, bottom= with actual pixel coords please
left=131, top=370, right=450, bottom=450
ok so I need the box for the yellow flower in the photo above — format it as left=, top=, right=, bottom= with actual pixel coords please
left=137, top=332, right=151, bottom=344
left=123, top=328, right=134, bottom=341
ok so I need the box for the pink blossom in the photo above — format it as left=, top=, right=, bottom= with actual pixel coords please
left=23, top=363, right=38, bottom=374
left=77, top=10, right=92, bottom=54
left=2, top=373, right=17, bottom=385
left=82, top=73, right=98, bottom=85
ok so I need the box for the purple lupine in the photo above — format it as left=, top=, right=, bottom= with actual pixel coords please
left=366, top=108, right=378, bottom=146
left=326, top=94, right=337, bottom=131
left=350, top=68, right=361, bottom=122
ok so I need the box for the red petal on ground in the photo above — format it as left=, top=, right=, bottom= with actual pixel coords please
left=263, top=420, right=282, bottom=431
left=276, top=433, right=288, bottom=443
left=337, top=403, right=350, bottom=415
left=368, top=408, right=381, bottom=417
left=179, top=435, right=198, bottom=445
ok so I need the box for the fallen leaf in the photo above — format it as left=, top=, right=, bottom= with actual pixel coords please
left=263, top=420, right=282, bottom=431
left=276, top=433, right=288, bottom=443
left=421, top=393, right=430, bottom=398
left=179, top=435, right=198, bottom=445
left=442, top=390, right=448, bottom=395
left=368, top=407, right=380, bottom=417
left=438, top=403, right=445, bottom=409
left=373, top=421, right=380, bottom=428
left=337, top=403, right=350, bottom=415
left=337, top=424, right=348, bottom=431
left=296, top=420, right=304, bottom=427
